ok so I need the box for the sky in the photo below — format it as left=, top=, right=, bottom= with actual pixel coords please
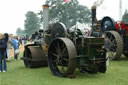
left=0, top=0, right=127, bottom=35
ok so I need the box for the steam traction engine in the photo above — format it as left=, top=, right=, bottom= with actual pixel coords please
left=21, top=5, right=107, bottom=77
left=91, top=6, right=128, bottom=60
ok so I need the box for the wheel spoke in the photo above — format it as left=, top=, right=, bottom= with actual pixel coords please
left=53, top=58, right=58, bottom=63
left=109, top=35, right=113, bottom=41
left=57, top=43, right=61, bottom=52
left=63, top=58, right=69, bottom=62
left=111, top=39, right=116, bottom=44
left=62, top=47, right=66, bottom=55
left=111, top=47, right=116, bottom=51
left=52, top=53, right=58, bottom=57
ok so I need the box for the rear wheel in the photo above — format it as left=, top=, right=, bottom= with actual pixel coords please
left=105, top=31, right=123, bottom=60
left=48, top=38, right=77, bottom=77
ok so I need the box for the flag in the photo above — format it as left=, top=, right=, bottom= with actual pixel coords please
left=64, top=0, right=70, bottom=3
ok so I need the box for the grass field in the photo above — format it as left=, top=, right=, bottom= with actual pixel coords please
left=1, top=52, right=128, bottom=85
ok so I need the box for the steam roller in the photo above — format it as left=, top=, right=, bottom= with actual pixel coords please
left=91, top=5, right=128, bottom=60
left=92, top=16, right=128, bottom=60
left=48, top=22, right=107, bottom=77
left=21, top=22, right=107, bottom=77
left=21, top=5, right=107, bottom=77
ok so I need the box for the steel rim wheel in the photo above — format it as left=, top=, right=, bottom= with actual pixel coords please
left=48, top=38, right=77, bottom=77
left=105, top=31, right=123, bottom=60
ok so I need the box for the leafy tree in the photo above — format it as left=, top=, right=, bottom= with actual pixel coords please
left=24, top=11, right=40, bottom=36
left=39, top=0, right=91, bottom=28
left=16, top=27, right=23, bottom=36
left=122, top=10, right=128, bottom=23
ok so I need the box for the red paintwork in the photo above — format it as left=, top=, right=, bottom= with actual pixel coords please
left=115, top=22, right=128, bottom=32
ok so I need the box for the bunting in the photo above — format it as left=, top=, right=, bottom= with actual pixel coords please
left=64, top=0, right=70, bottom=3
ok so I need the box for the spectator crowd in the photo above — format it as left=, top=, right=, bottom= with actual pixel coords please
left=0, top=33, right=27, bottom=72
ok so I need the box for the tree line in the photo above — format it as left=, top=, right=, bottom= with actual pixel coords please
left=16, top=0, right=128, bottom=36
left=16, top=0, right=91, bottom=36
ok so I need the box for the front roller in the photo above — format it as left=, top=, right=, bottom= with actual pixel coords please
left=21, top=44, right=48, bottom=68
left=48, top=38, right=77, bottom=77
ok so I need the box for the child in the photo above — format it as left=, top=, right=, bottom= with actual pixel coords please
left=0, top=33, right=8, bottom=72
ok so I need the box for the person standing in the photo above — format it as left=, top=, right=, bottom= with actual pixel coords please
left=22, top=36, right=27, bottom=46
left=6, top=34, right=13, bottom=61
left=18, top=36, right=22, bottom=45
left=0, top=33, right=8, bottom=72
left=102, top=34, right=109, bottom=66
left=12, top=36, right=20, bottom=61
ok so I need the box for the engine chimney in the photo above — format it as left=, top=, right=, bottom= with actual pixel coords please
left=42, top=5, right=49, bottom=31
left=91, top=6, right=97, bottom=27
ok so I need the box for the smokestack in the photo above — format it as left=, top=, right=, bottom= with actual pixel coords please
left=91, top=0, right=104, bottom=28
left=42, top=5, right=49, bottom=31
left=119, top=0, right=122, bottom=21
left=91, top=6, right=97, bottom=27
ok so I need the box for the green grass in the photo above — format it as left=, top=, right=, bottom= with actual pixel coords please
left=1, top=53, right=128, bottom=85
